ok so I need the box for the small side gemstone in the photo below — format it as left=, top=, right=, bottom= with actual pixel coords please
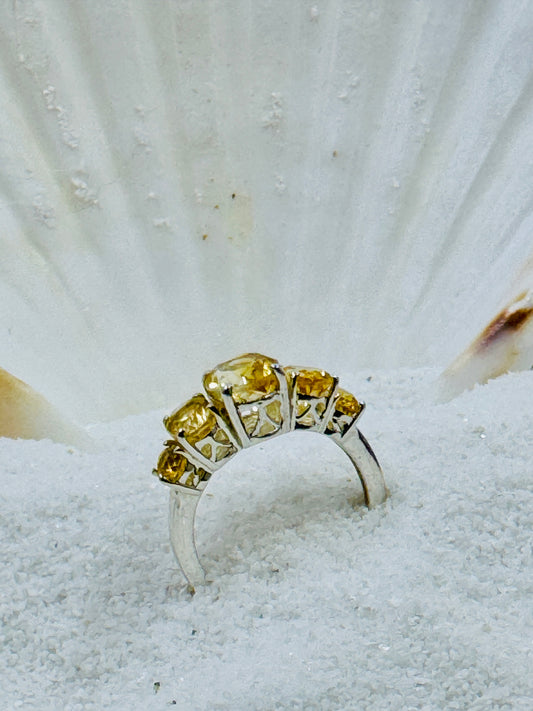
left=164, top=393, right=216, bottom=443
left=156, top=446, right=210, bottom=488
left=285, top=367, right=335, bottom=399
left=327, top=388, right=363, bottom=433
left=334, top=388, right=362, bottom=418
left=286, top=366, right=335, bottom=428
left=156, top=447, right=188, bottom=485
left=203, top=352, right=279, bottom=408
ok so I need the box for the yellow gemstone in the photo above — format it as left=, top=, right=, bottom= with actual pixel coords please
left=156, top=446, right=210, bottom=488
left=284, top=367, right=335, bottom=427
left=156, top=447, right=188, bottom=484
left=334, top=388, right=362, bottom=418
left=285, top=367, right=335, bottom=398
left=164, top=393, right=216, bottom=443
left=203, top=352, right=279, bottom=408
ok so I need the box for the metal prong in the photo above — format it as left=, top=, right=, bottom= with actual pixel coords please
left=272, top=363, right=290, bottom=433
left=176, top=429, right=217, bottom=472
left=207, top=406, right=242, bottom=451
left=221, top=384, right=251, bottom=447
left=317, top=377, right=340, bottom=434
left=289, top=371, right=299, bottom=430
left=339, top=401, right=366, bottom=440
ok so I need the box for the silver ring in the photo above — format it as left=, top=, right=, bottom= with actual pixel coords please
left=153, top=353, right=387, bottom=589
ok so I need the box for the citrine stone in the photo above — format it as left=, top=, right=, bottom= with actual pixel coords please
left=203, top=352, right=279, bottom=408
left=164, top=393, right=216, bottom=443
left=285, top=367, right=335, bottom=427
left=286, top=367, right=335, bottom=398
left=334, top=388, right=363, bottom=418
left=156, top=447, right=188, bottom=484
left=156, top=446, right=210, bottom=488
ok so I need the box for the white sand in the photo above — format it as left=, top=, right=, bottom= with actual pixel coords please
left=1, top=369, right=531, bottom=710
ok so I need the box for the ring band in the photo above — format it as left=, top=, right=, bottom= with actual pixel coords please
left=153, top=353, right=387, bottom=588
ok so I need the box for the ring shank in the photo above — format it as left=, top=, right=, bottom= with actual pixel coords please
left=168, top=427, right=386, bottom=588
left=169, top=488, right=205, bottom=588
left=332, top=427, right=387, bottom=508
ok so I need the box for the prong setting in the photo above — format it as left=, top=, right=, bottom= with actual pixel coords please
left=221, top=384, right=251, bottom=448
left=271, top=362, right=291, bottom=433
left=175, top=429, right=219, bottom=472
left=289, top=371, right=299, bottom=431
left=339, top=400, right=366, bottom=440
left=317, top=377, right=340, bottom=434
left=207, top=405, right=242, bottom=451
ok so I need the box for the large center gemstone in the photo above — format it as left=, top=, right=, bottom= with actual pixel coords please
left=203, top=353, right=279, bottom=409
left=164, top=393, right=217, bottom=443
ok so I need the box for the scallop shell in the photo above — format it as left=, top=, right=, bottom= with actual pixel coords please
left=1, top=1, right=532, bottom=438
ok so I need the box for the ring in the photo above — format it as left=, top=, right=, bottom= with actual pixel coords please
left=153, top=353, right=387, bottom=588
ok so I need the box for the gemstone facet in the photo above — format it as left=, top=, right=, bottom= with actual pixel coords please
left=157, top=446, right=187, bottom=484
left=334, top=388, right=363, bottom=419
left=156, top=446, right=210, bottom=488
left=165, top=393, right=216, bottom=442
left=165, top=392, right=235, bottom=461
left=286, top=366, right=336, bottom=428
left=286, top=367, right=335, bottom=397
left=203, top=352, right=279, bottom=408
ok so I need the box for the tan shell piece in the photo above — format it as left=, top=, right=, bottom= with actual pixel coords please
left=440, top=290, right=533, bottom=398
left=0, top=367, right=89, bottom=446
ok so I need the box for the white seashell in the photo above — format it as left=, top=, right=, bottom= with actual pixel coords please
left=1, top=1, right=533, bottom=435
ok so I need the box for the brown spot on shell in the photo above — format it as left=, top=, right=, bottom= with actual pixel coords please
left=440, top=289, right=533, bottom=399
left=477, top=291, right=533, bottom=351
